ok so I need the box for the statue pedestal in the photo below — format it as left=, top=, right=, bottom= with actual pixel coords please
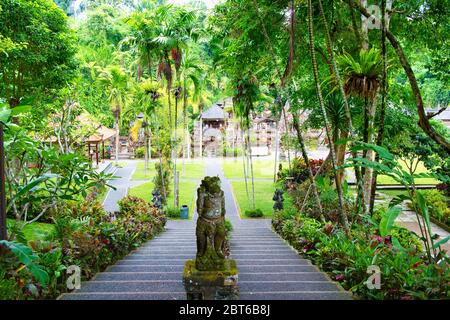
left=183, top=260, right=239, bottom=300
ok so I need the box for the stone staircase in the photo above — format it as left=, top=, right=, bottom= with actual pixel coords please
left=230, top=225, right=350, bottom=300
left=60, top=159, right=351, bottom=300
left=60, top=221, right=351, bottom=300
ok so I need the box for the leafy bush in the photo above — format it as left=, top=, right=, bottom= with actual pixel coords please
left=166, top=207, right=181, bottom=219
left=277, top=157, right=324, bottom=184
left=153, top=161, right=172, bottom=204
left=244, top=208, right=264, bottom=218
left=0, top=198, right=166, bottom=300
left=224, top=219, right=233, bottom=232
left=223, top=147, right=243, bottom=157
left=417, top=189, right=450, bottom=226
left=273, top=210, right=450, bottom=299
left=134, top=147, right=145, bottom=159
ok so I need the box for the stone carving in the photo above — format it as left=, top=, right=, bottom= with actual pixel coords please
left=151, top=188, right=163, bottom=210
left=273, top=188, right=284, bottom=212
left=195, top=176, right=227, bottom=271
left=183, top=176, right=238, bottom=300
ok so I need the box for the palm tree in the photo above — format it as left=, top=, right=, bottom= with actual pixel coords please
left=99, top=65, right=130, bottom=165
left=317, top=0, right=366, bottom=216
left=338, top=48, right=383, bottom=204
left=134, top=79, right=162, bottom=171
left=307, top=0, right=350, bottom=236
left=179, top=50, right=205, bottom=164
left=233, top=74, right=259, bottom=209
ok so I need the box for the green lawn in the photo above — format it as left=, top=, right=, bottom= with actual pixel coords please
left=377, top=160, right=440, bottom=185
left=223, top=159, right=287, bottom=179
left=177, top=161, right=206, bottom=179
left=128, top=180, right=199, bottom=216
left=131, top=161, right=157, bottom=180
left=231, top=181, right=276, bottom=218
left=7, top=219, right=55, bottom=242
left=132, top=160, right=205, bottom=180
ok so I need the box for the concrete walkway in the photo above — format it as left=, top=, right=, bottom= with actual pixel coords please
left=61, top=158, right=350, bottom=300
left=102, top=161, right=149, bottom=212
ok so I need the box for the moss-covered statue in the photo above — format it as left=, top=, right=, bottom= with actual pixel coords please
left=195, top=176, right=227, bottom=271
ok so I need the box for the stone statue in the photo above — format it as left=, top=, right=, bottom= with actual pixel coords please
left=151, top=188, right=163, bottom=210
left=195, top=176, right=227, bottom=271
left=273, top=188, right=284, bottom=212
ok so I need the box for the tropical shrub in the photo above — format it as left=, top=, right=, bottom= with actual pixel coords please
left=277, top=157, right=324, bottom=184
left=245, top=208, right=264, bottom=218
left=0, top=198, right=166, bottom=300
left=166, top=207, right=181, bottom=219
left=416, top=189, right=450, bottom=227
left=134, top=147, right=145, bottom=159
left=153, top=161, right=172, bottom=204
left=273, top=212, right=450, bottom=299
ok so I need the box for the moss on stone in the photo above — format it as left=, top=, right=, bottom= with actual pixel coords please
left=184, top=259, right=238, bottom=286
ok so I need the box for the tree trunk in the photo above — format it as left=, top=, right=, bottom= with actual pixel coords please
left=308, top=0, right=351, bottom=236
left=318, top=0, right=365, bottom=215
left=363, top=92, right=379, bottom=205
left=241, top=130, right=250, bottom=208
left=292, top=114, right=324, bottom=221
left=369, top=0, right=388, bottom=215
left=273, top=120, right=280, bottom=182
left=247, top=129, right=256, bottom=209
left=115, top=118, right=120, bottom=165
left=353, top=0, right=450, bottom=154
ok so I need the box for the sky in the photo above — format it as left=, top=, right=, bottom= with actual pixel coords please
left=168, top=0, right=223, bottom=9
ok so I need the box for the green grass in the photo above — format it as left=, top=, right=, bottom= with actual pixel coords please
left=128, top=180, right=199, bottom=218
left=231, top=181, right=276, bottom=218
left=377, top=160, right=439, bottom=185
left=131, top=161, right=157, bottom=180
left=132, top=160, right=205, bottom=180
left=177, top=161, right=206, bottom=179
left=376, top=189, right=409, bottom=199
left=223, top=159, right=287, bottom=179
left=7, top=219, right=55, bottom=242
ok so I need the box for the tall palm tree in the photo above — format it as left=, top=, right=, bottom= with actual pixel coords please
left=338, top=48, right=383, bottom=205
left=307, top=0, right=350, bottom=236
left=317, top=0, right=366, bottom=216
left=233, top=74, right=259, bottom=209
left=99, top=65, right=130, bottom=165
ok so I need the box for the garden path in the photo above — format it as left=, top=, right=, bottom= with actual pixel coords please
left=60, top=158, right=351, bottom=300
left=102, top=161, right=149, bottom=212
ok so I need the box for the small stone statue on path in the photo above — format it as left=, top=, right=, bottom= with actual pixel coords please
left=273, top=188, right=284, bottom=212
left=151, top=188, right=163, bottom=210
left=195, top=176, right=227, bottom=271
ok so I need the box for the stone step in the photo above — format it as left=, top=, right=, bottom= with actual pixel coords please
left=231, top=245, right=290, bottom=249
left=230, top=241, right=287, bottom=245
left=94, top=272, right=182, bottom=281
left=126, top=254, right=195, bottom=260
left=239, top=292, right=351, bottom=300
left=239, top=281, right=340, bottom=292
left=60, top=292, right=185, bottom=300
left=238, top=265, right=317, bottom=273
left=106, top=265, right=184, bottom=272
left=231, top=249, right=296, bottom=254
left=116, top=258, right=310, bottom=266
left=116, top=260, right=187, bottom=266
left=238, top=272, right=329, bottom=282
left=77, top=281, right=185, bottom=293
left=234, top=259, right=311, bottom=266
